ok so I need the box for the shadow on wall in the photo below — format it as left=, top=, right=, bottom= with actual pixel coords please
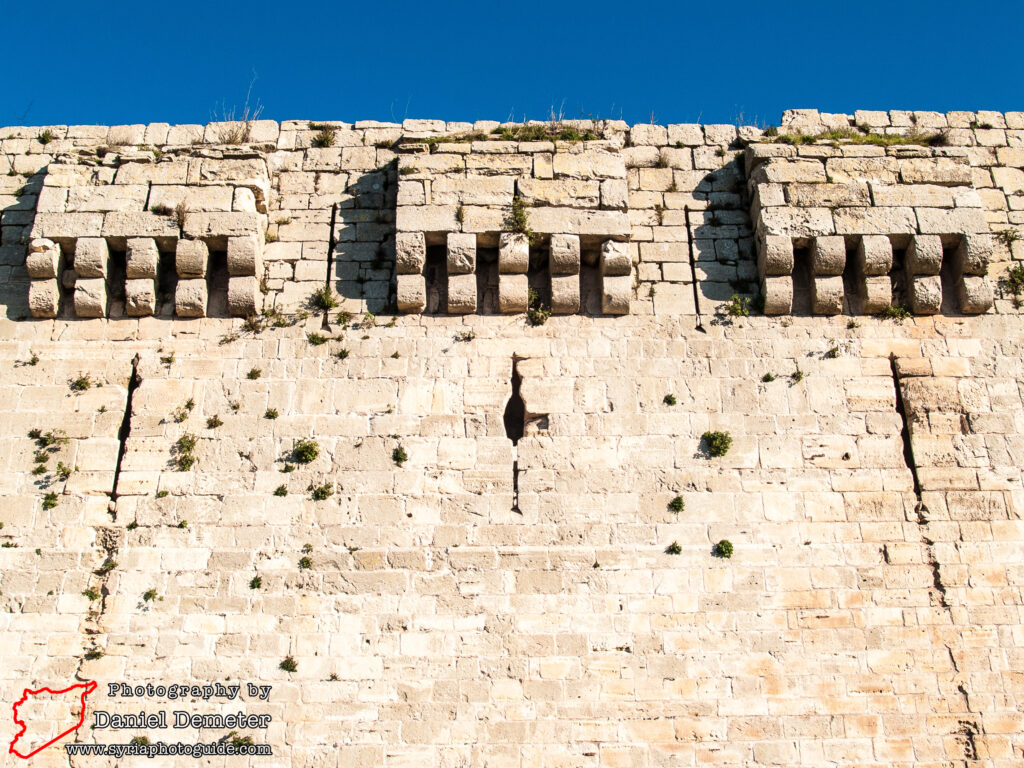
left=331, top=160, right=397, bottom=315
left=0, top=167, right=39, bottom=320
left=692, top=154, right=758, bottom=311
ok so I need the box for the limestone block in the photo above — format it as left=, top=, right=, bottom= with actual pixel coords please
left=526, top=207, right=631, bottom=237
left=447, top=274, right=477, bottom=314
left=126, top=238, right=159, bottom=279
left=915, top=207, right=988, bottom=235
left=899, top=157, right=972, bottom=186
left=395, top=232, right=426, bottom=275
left=908, top=274, right=941, bottom=314
left=175, top=279, right=207, bottom=317
left=856, top=235, right=892, bottom=276
left=550, top=234, right=580, bottom=275
left=227, top=276, right=258, bottom=316
left=756, top=206, right=834, bottom=238
left=26, top=239, right=61, bottom=279
left=74, top=277, right=106, bottom=317
left=182, top=212, right=265, bottom=240
left=600, top=179, right=628, bottom=210
left=397, top=274, right=426, bottom=313
left=125, top=279, right=156, bottom=316
left=551, top=275, right=580, bottom=314
left=101, top=211, right=181, bottom=239
left=957, top=275, right=993, bottom=314
left=600, top=241, right=632, bottom=277
left=953, top=234, right=992, bottom=276
left=233, top=187, right=257, bottom=212
left=446, top=233, right=476, bottom=275
left=498, top=274, right=529, bottom=314
left=749, top=159, right=827, bottom=185
left=601, top=275, right=631, bottom=315
left=176, top=239, right=208, bottom=278
left=761, top=276, right=793, bottom=315
left=227, top=234, right=262, bottom=277
left=757, top=235, right=794, bottom=277
left=74, top=237, right=108, bottom=278
left=499, top=232, right=529, bottom=274
left=810, top=236, right=845, bottom=276
left=831, top=206, right=916, bottom=236
left=811, top=275, right=844, bottom=315
left=859, top=275, right=892, bottom=313
left=907, top=235, right=943, bottom=275
left=29, top=280, right=59, bottom=318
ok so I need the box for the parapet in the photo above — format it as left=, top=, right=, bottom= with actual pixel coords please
left=1, top=110, right=1022, bottom=322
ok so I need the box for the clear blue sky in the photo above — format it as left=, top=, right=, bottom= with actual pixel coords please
left=4, top=1, right=1021, bottom=128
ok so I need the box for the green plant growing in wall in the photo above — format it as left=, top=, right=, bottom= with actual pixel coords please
left=249, top=576, right=262, bottom=589
left=309, top=285, right=339, bottom=311
left=69, top=374, right=92, bottom=392
left=702, top=431, right=733, bottom=458
left=392, top=446, right=408, bottom=466
left=879, top=304, right=912, bottom=322
left=713, top=540, right=734, bottom=558
left=279, top=656, right=297, bottom=672
left=247, top=367, right=262, bottom=380
left=527, top=288, right=550, bottom=326
left=265, top=408, right=279, bottom=420
left=668, top=496, right=684, bottom=513
left=311, top=127, right=336, bottom=148
left=726, top=294, right=750, bottom=317
left=665, top=542, right=682, bottom=555
left=308, top=484, right=332, bottom=501
left=292, top=439, right=319, bottom=464
left=663, top=394, right=677, bottom=406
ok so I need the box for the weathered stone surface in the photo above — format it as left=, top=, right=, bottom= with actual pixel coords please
left=552, top=151, right=626, bottom=179
left=30, top=212, right=104, bottom=239
left=102, top=211, right=181, bottom=238
left=953, top=234, right=992, bottom=276
left=757, top=207, right=834, bottom=238
left=859, top=275, right=892, bottom=313
left=810, top=236, right=846, bottom=276
left=73, top=237, right=108, bottom=278
left=28, top=280, right=59, bottom=317
left=125, top=278, right=156, bottom=316
left=446, top=233, right=476, bottom=275
left=176, top=239, right=208, bottom=278
left=526, top=207, right=630, bottom=237
left=762, top=275, right=793, bottom=315
left=498, top=274, right=529, bottom=314
left=600, top=179, right=628, bottom=210
left=26, top=240, right=61, bottom=279
left=957, top=275, right=993, bottom=314
left=908, top=274, right=942, bottom=314
left=126, top=238, right=159, bottom=279
left=447, top=274, right=477, bottom=314
left=550, top=234, right=581, bottom=275
left=915, top=207, right=989, bottom=235
left=550, top=274, right=580, bottom=314
left=907, top=235, right=943, bottom=275
left=175, top=278, right=207, bottom=317
left=811, top=275, right=844, bottom=315
left=73, top=277, right=106, bottom=317
left=498, top=232, right=529, bottom=274
left=750, top=159, right=827, bottom=185
left=395, top=232, right=426, bottom=275
left=227, top=235, right=262, bottom=277
left=600, top=240, right=632, bottom=277
left=227, top=276, right=258, bottom=316
left=395, top=205, right=458, bottom=233
left=856, top=234, right=893, bottom=276
left=396, top=274, right=426, bottom=313
left=899, top=157, right=972, bottom=186
left=182, top=212, right=264, bottom=239
left=758, top=235, right=794, bottom=277
left=831, top=206, right=916, bottom=236
left=601, top=275, right=631, bottom=314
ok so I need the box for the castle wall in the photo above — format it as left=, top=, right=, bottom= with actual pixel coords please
left=0, top=112, right=1022, bottom=766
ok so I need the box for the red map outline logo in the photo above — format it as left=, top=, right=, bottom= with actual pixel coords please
left=9, top=681, right=98, bottom=759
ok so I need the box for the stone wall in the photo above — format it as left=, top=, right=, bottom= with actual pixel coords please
left=0, top=112, right=1023, bottom=767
